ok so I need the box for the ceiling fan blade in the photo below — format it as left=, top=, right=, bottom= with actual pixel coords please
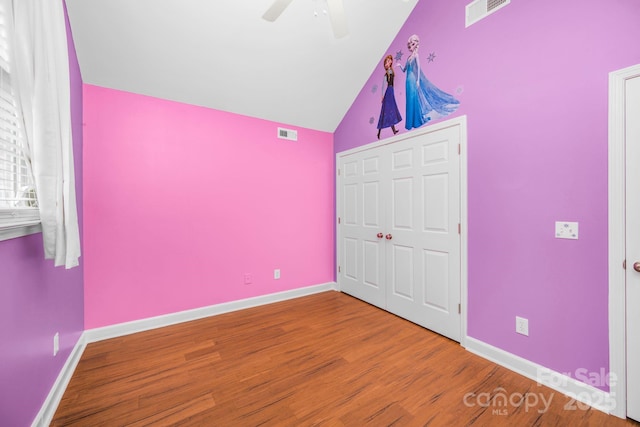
left=326, top=0, right=348, bottom=38
left=262, top=0, right=295, bottom=22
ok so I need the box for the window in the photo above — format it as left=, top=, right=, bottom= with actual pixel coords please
left=0, top=4, right=40, bottom=241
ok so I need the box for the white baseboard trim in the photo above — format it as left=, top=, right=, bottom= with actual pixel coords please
left=32, top=333, right=87, bottom=427
left=84, top=282, right=338, bottom=343
left=465, top=337, right=616, bottom=415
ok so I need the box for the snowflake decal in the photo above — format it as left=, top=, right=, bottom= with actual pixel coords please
left=427, top=52, right=436, bottom=63
left=395, top=50, right=404, bottom=62
left=456, top=86, right=464, bottom=94
left=369, top=117, right=375, bottom=124
left=371, top=84, right=378, bottom=94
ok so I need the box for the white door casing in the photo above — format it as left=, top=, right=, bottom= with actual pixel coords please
left=608, top=63, right=640, bottom=420
left=337, top=116, right=467, bottom=343
left=624, top=74, right=640, bottom=422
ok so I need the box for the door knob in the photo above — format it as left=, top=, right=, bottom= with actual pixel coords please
left=377, top=233, right=384, bottom=239
left=634, top=262, right=640, bottom=273
left=385, top=234, right=393, bottom=240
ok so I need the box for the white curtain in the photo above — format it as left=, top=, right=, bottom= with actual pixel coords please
left=8, top=0, right=80, bottom=268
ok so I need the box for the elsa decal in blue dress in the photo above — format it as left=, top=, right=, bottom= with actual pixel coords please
left=377, top=54, right=402, bottom=139
left=398, top=34, right=460, bottom=130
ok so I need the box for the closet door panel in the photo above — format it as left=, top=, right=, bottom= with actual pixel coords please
left=423, top=249, right=450, bottom=311
left=338, top=150, right=386, bottom=308
left=417, top=126, right=461, bottom=341
left=386, top=127, right=461, bottom=342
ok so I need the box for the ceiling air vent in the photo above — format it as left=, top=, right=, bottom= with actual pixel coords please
left=466, top=0, right=510, bottom=28
left=277, top=127, right=298, bottom=141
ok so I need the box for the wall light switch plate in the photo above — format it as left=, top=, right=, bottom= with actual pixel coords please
left=555, top=221, right=578, bottom=239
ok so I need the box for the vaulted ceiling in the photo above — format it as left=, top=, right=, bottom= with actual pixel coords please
left=65, top=0, right=418, bottom=132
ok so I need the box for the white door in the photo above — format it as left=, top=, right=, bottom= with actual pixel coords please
left=337, top=121, right=463, bottom=342
left=625, top=74, right=640, bottom=421
left=339, top=150, right=386, bottom=308
left=385, top=127, right=461, bottom=341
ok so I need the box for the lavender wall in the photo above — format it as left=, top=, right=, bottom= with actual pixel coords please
left=0, top=3, right=84, bottom=426
left=335, top=0, right=640, bottom=391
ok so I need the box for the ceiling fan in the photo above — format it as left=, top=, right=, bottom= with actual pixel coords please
left=262, top=0, right=349, bottom=39
left=263, top=0, right=412, bottom=39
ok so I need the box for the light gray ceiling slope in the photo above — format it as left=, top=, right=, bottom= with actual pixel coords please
left=65, top=0, right=418, bottom=133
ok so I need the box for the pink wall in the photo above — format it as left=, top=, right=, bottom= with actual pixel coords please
left=335, top=0, right=640, bottom=391
left=83, top=85, right=334, bottom=329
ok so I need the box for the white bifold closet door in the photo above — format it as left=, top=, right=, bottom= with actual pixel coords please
left=338, top=122, right=462, bottom=342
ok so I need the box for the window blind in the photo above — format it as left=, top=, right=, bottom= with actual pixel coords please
left=0, top=4, right=37, bottom=211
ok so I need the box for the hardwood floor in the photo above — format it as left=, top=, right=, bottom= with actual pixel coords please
left=53, top=291, right=638, bottom=426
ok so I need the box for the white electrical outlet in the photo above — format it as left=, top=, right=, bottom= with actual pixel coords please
left=274, top=269, right=280, bottom=279
left=555, top=221, right=579, bottom=239
left=515, top=317, right=529, bottom=336
left=53, top=332, right=59, bottom=356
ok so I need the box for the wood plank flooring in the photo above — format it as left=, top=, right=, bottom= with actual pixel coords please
left=52, top=291, right=638, bottom=426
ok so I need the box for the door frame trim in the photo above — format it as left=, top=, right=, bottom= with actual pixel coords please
left=608, top=63, right=640, bottom=419
left=335, top=115, right=468, bottom=346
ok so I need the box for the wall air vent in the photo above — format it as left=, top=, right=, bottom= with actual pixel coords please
left=466, top=0, right=510, bottom=28
left=277, top=127, right=298, bottom=141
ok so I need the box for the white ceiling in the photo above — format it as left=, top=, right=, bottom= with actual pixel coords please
left=65, top=0, right=418, bottom=133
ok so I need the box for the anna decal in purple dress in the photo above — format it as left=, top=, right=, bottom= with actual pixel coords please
left=376, top=55, right=402, bottom=139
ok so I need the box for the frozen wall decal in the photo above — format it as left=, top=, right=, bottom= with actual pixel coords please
left=376, top=54, right=402, bottom=139
left=398, top=34, right=460, bottom=130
